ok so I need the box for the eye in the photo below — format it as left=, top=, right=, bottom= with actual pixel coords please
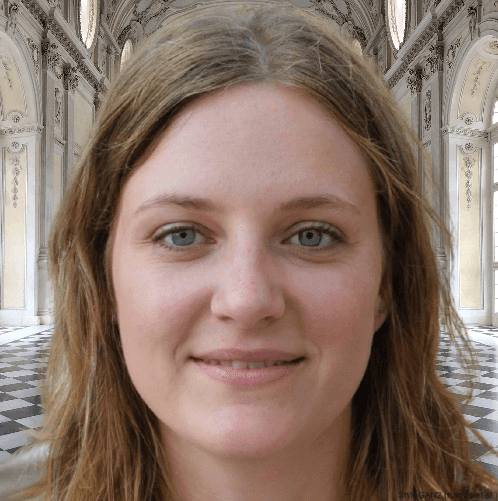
left=152, top=225, right=209, bottom=251
left=286, top=223, right=345, bottom=250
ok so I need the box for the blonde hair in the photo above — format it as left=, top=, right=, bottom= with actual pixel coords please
left=12, top=2, right=498, bottom=499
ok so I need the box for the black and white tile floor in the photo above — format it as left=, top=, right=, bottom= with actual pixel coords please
left=0, top=325, right=497, bottom=479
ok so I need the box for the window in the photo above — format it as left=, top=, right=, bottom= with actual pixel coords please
left=493, top=99, right=498, bottom=124
left=120, top=40, right=133, bottom=71
left=387, top=0, right=406, bottom=50
left=80, top=0, right=97, bottom=49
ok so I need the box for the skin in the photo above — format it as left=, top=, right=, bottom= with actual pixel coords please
left=110, top=83, right=387, bottom=501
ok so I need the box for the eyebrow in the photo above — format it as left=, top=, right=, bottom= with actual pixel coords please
left=133, top=193, right=360, bottom=217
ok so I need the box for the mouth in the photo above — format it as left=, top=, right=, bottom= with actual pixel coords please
left=189, top=356, right=306, bottom=369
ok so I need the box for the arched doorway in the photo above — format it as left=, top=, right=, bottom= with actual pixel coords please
left=0, top=31, right=41, bottom=325
left=445, top=33, right=498, bottom=326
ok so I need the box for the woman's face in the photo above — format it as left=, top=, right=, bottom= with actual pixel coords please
left=110, top=83, right=387, bottom=460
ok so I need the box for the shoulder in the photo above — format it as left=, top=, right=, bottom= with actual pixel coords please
left=0, top=442, right=48, bottom=500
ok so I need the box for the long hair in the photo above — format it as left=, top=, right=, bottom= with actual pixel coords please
left=12, top=2, right=498, bottom=499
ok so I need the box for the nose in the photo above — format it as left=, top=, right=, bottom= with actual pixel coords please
left=210, top=240, right=285, bottom=330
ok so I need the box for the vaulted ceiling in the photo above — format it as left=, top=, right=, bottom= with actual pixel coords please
left=103, top=0, right=381, bottom=51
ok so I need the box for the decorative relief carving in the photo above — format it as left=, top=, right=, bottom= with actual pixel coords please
left=407, top=68, right=423, bottom=94
left=461, top=156, right=475, bottom=210
left=6, top=110, right=23, bottom=123
left=426, top=44, right=444, bottom=75
left=63, top=65, right=79, bottom=91
left=54, top=87, right=62, bottom=129
left=26, top=38, right=40, bottom=73
left=447, top=35, right=464, bottom=69
left=468, top=6, right=478, bottom=41
left=441, top=126, right=487, bottom=138
left=7, top=1, right=20, bottom=35
left=0, top=52, right=14, bottom=89
left=424, top=91, right=431, bottom=132
left=464, top=116, right=474, bottom=125
left=47, top=0, right=63, bottom=11
left=483, top=41, right=498, bottom=56
left=11, top=142, right=20, bottom=150
left=0, top=124, right=44, bottom=135
left=99, top=41, right=107, bottom=74
left=388, top=0, right=466, bottom=88
left=465, top=142, right=474, bottom=151
left=469, top=60, right=492, bottom=97
left=9, top=156, right=21, bottom=209
left=42, top=40, right=63, bottom=79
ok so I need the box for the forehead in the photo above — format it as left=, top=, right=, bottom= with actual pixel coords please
left=119, top=83, right=375, bottom=217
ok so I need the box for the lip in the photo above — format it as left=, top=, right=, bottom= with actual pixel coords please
left=192, top=358, right=306, bottom=388
left=190, top=349, right=305, bottom=362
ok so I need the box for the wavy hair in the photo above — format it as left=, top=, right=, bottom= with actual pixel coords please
left=12, top=1, right=498, bottom=499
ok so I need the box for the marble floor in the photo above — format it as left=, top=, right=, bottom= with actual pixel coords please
left=0, top=324, right=496, bottom=480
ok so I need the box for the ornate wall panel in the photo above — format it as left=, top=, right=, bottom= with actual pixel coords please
left=423, top=142, right=432, bottom=206
left=458, top=147, right=482, bottom=309
left=74, top=89, right=93, bottom=149
left=53, top=153, right=62, bottom=216
left=458, top=54, right=497, bottom=123
left=1, top=144, right=27, bottom=309
left=0, top=39, right=27, bottom=120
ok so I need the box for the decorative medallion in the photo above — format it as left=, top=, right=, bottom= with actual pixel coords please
left=484, top=41, right=498, bottom=56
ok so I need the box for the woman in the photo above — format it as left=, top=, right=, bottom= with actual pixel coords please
left=4, top=2, right=498, bottom=500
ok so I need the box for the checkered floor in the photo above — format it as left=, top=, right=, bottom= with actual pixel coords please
left=0, top=325, right=497, bottom=480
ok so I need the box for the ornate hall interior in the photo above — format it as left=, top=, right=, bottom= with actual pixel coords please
left=1, top=0, right=498, bottom=475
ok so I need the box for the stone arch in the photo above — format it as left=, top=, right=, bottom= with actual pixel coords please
left=0, top=31, right=41, bottom=325
left=0, top=31, right=40, bottom=126
left=444, top=29, right=498, bottom=325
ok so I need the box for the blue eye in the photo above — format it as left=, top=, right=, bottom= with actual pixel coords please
left=154, top=225, right=206, bottom=251
left=286, top=224, right=344, bottom=250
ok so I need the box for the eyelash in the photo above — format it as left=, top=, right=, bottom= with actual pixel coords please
left=151, top=222, right=346, bottom=253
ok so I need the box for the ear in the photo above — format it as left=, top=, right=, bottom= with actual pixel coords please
left=374, top=297, right=387, bottom=332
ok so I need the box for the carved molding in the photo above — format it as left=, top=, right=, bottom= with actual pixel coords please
left=63, top=64, right=79, bottom=91
left=20, top=0, right=103, bottom=94
left=388, top=0, right=466, bottom=88
left=54, top=136, right=66, bottom=147
left=0, top=125, right=44, bottom=135
left=441, top=126, right=488, bottom=138
left=42, top=40, right=63, bottom=79
left=407, top=67, right=423, bottom=94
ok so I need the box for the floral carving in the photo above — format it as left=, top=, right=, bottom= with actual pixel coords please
left=424, top=91, right=431, bottom=132
left=470, top=60, right=492, bottom=97
left=9, top=157, right=21, bottom=209
left=26, top=38, right=40, bottom=73
left=54, top=87, right=62, bottom=129
left=63, top=65, right=79, bottom=91
left=42, top=41, right=63, bottom=79
left=461, top=157, right=475, bottom=210
left=407, top=68, right=423, bottom=94
left=447, top=35, right=464, bottom=69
